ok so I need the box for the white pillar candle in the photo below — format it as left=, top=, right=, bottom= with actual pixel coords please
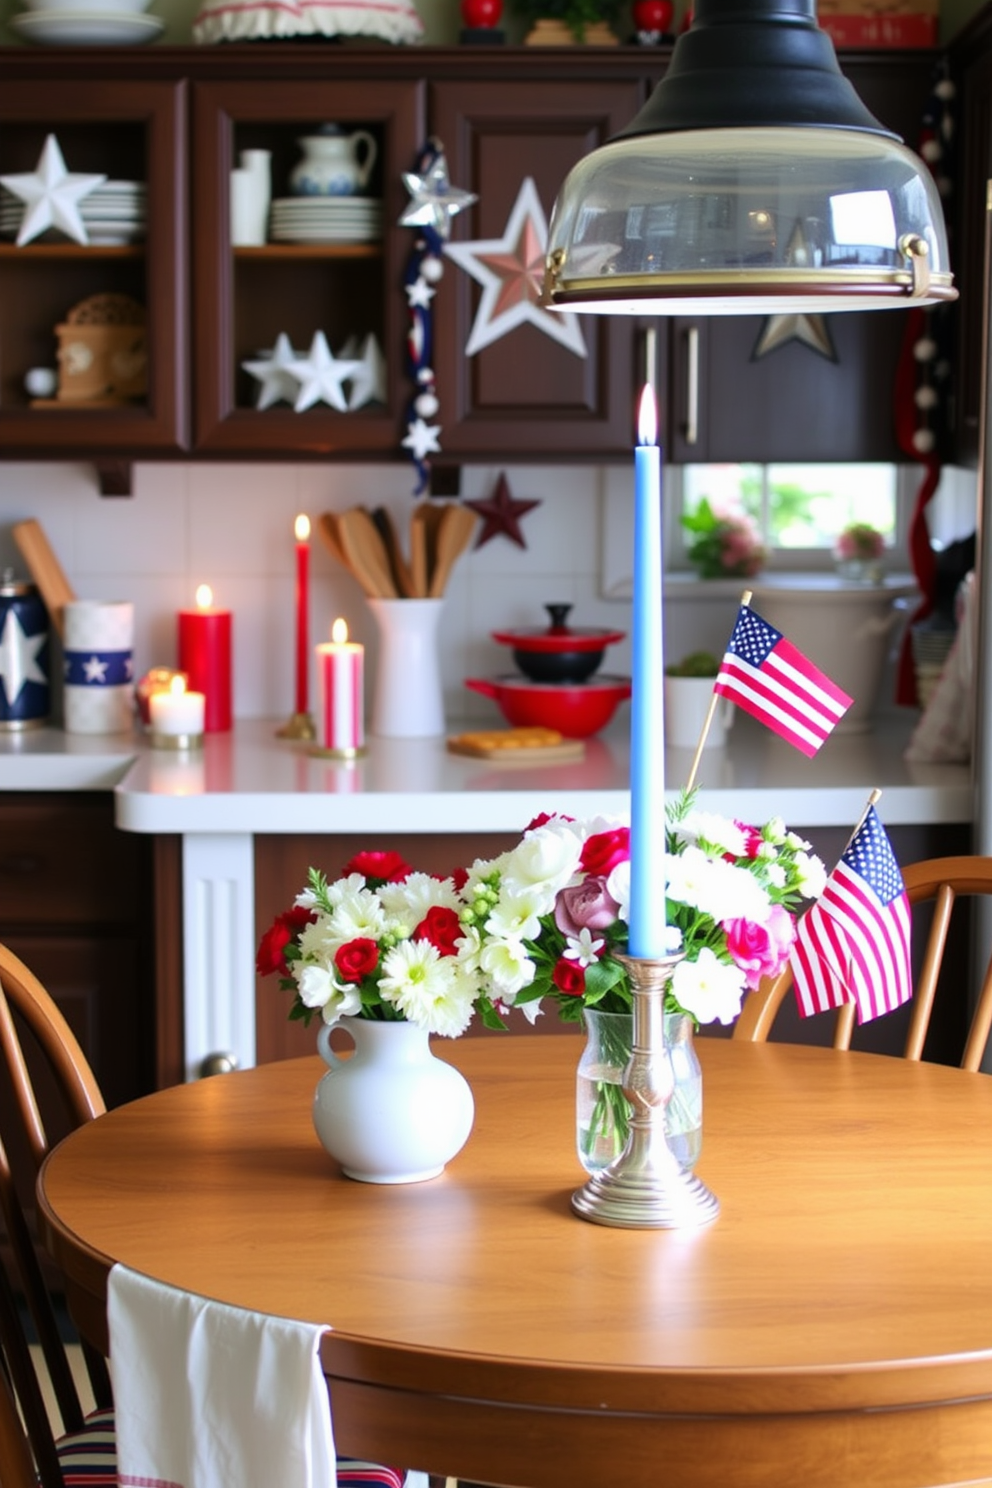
left=149, top=675, right=206, bottom=738
left=316, top=618, right=364, bottom=755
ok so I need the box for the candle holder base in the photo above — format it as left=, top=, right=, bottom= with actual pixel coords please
left=276, top=711, right=317, bottom=741
left=148, top=731, right=204, bottom=752
left=306, top=743, right=367, bottom=761
left=571, top=952, right=720, bottom=1230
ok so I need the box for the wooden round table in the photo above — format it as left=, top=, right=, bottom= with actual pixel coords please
left=38, top=1036, right=992, bottom=1488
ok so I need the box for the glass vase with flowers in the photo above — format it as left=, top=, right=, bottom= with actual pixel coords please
left=460, top=795, right=826, bottom=1173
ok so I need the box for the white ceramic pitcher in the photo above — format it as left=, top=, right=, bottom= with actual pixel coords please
left=289, top=127, right=378, bottom=197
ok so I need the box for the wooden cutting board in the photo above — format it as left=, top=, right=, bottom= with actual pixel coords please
left=13, top=519, right=76, bottom=638
left=447, top=727, right=585, bottom=762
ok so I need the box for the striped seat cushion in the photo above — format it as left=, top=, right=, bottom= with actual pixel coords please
left=54, top=1406, right=407, bottom=1488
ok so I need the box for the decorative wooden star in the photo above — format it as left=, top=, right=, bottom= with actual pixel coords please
left=751, top=220, right=837, bottom=363
left=464, top=473, right=541, bottom=550
left=0, top=133, right=105, bottom=247
left=444, top=177, right=586, bottom=359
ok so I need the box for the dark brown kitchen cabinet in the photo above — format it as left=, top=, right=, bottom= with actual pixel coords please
left=429, top=77, right=646, bottom=460
left=949, top=4, right=992, bottom=469
left=0, top=76, right=187, bottom=457
left=190, top=77, right=422, bottom=454
left=0, top=794, right=156, bottom=1110
left=663, top=53, right=942, bottom=465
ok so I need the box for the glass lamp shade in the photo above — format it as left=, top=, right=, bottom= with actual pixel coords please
left=543, top=0, right=956, bottom=315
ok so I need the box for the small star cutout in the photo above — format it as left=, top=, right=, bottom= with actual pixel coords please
left=0, top=134, right=105, bottom=247
left=286, top=331, right=362, bottom=413
left=400, top=147, right=477, bottom=240
left=444, top=177, right=586, bottom=359
left=464, top=473, right=541, bottom=550
left=402, top=417, right=442, bottom=461
left=405, top=277, right=436, bottom=310
left=242, top=332, right=301, bottom=410
left=0, top=608, right=46, bottom=705
left=347, top=333, right=387, bottom=410
left=752, top=221, right=837, bottom=363
left=82, top=655, right=109, bottom=684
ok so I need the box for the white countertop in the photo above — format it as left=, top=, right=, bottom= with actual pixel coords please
left=0, top=713, right=972, bottom=834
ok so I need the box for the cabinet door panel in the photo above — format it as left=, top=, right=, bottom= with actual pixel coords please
left=191, top=79, right=422, bottom=455
left=0, top=79, right=187, bottom=455
left=430, top=79, right=643, bottom=458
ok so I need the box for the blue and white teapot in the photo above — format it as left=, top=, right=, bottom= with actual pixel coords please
left=288, top=125, right=378, bottom=197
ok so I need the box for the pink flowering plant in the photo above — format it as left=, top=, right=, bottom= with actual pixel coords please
left=461, top=792, right=826, bottom=1028
left=256, top=850, right=500, bottom=1039
left=834, top=521, right=885, bottom=563
left=682, top=498, right=766, bottom=580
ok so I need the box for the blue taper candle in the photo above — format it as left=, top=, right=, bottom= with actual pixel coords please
left=628, top=384, right=667, bottom=957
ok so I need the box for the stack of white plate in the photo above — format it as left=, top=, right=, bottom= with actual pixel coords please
left=11, top=0, right=164, bottom=47
left=269, top=197, right=382, bottom=245
left=1, top=180, right=146, bottom=245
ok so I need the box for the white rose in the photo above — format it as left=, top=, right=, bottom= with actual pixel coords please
left=672, top=949, right=745, bottom=1025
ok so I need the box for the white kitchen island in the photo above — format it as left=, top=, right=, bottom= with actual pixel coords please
left=0, top=713, right=972, bottom=1081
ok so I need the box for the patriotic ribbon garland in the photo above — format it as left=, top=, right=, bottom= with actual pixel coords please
left=894, top=59, right=957, bottom=706
left=403, top=191, right=443, bottom=495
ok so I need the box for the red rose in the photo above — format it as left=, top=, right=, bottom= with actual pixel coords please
left=256, top=906, right=316, bottom=977
left=580, top=827, right=630, bottom=878
left=334, top=938, right=380, bottom=982
left=525, top=811, right=574, bottom=832
left=552, top=958, right=586, bottom=997
left=414, top=905, right=462, bottom=957
left=342, top=850, right=412, bottom=883
left=450, top=866, right=469, bottom=892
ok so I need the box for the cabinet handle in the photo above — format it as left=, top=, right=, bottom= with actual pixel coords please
left=684, top=326, right=700, bottom=447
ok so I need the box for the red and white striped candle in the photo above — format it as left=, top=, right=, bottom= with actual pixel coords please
left=316, top=618, right=364, bottom=755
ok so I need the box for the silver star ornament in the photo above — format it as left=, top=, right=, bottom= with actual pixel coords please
left=400, top=150, right=477, bottom=240
left=0, top=134, right=105, bottom=247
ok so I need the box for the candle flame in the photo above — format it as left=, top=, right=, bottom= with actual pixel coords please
left=295, top=513, right=311, bottom=543
left=195, top=584, right=213, bottom=610
left=170, top=675, right=187, bottom=699
left=637, top=384, right=658, bottom=448
left=331, top=617, right=349, bottom=644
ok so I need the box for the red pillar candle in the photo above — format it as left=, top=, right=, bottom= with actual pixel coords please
left=316, top=618, right=364, bottom=755
left=178, top=584, right=233, bottom=733
left=294, top=514, right=311, bottom=716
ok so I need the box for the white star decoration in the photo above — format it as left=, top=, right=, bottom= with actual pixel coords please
left=82, top=656, right=109, bottom=684
left=0, top=134, right=105, bottom=247
left=444, top=177, right=586, bottom=359
left=402, top=417, right=441, bottom=461
left=347, top=333, right=387, bottom=410
left=405, top=278, right=436, bottom=310
left=400, top=149, right=477, bottom=240
left=242, top=333, right=302, bottom=410
left=0, top=608, right=46, bottom=706
left=286, top=332, right=362, bottom=413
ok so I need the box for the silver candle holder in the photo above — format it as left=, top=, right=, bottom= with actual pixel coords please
left=571, top=953, right=720, bottom=1230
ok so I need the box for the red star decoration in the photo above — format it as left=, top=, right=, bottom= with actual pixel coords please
left=464, top=474, right=541, bottom=550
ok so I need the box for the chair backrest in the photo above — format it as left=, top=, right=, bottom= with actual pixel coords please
left=735, top=855, right=992, bottom=1072
left=0, top=941, right=110, bottom=1488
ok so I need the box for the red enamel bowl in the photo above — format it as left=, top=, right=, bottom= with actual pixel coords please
left=463, top=675, right=632, bottom=738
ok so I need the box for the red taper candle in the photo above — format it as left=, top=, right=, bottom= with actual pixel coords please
left=177, top=584, right=232, bottom=732
left=294, top=514, right=311, bottom=716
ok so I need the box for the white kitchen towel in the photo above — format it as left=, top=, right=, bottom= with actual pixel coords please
left=107, top=1263, right=336, bottom=1488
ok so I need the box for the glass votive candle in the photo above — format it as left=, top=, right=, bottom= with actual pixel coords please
left=148, top=676, right=205, bottom=750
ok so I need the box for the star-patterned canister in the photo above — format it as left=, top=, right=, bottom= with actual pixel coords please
left=0, top=576, right=49, bottom=730
left=63, top=599, right=134, bottom=735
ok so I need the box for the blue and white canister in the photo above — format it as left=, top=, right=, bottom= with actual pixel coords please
left=0, top=575, right=49, bottom=730
left=63, top=600, right=134, bottom=735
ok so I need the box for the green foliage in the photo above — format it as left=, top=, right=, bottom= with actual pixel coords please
left=509, top=0, right=622, bottom=41
left=666, top=650, right=720, bottom=678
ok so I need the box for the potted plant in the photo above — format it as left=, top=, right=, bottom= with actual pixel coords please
left=663, top=651, right=734, bottom=751
left=681, top=498, right=766, bottom=580
left=512, top=0, right=623, bottom=44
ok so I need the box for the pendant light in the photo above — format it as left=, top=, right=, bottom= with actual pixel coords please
left=543, top=0, right=955, bottom=315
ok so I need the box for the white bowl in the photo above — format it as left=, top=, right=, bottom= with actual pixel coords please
left=20, top=0, right=153, bottom=12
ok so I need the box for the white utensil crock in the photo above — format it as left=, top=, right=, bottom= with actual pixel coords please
left=367, top=597, right=445, bottom=738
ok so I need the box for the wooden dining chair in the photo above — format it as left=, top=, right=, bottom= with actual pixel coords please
left=0, top=940, right=414, bottom=1488
left=735, top=855, right=992, bottom=1069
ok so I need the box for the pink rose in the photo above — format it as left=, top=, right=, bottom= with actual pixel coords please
left=734, top=821, right=764, bottom=859
left=580, top=827, right=630, bottom=878
left=555, top=876, right=619, bottom=938
left=723, top=905, right=796, bottom=989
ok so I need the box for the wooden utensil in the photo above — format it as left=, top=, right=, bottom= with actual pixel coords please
left=409, top=508, right=429, bottom=598
left=371, top=507, right=415, bottom=598
left=429, top=504, right=478, bottom=598
left=337, top=508, right=397, bottom=599
left=317, top=512, right=349, bottom=572
left=12, top=519, right=76, bottom=638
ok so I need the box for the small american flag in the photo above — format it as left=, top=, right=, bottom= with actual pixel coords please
left=715, top=603, right=852, bottom=756
left=790, top=804, right=912, bottom=1023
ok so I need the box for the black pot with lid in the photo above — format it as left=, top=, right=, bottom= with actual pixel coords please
left=491, top=603, right=626, bottom=684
